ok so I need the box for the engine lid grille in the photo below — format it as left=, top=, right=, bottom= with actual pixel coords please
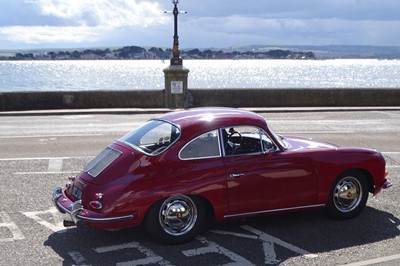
left=83, top=147, right=122, bottom=177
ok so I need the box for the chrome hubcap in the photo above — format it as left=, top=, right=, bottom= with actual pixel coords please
left=159, top=196, right=197, bottom=236
left=333, top=177, right=362, bottom=212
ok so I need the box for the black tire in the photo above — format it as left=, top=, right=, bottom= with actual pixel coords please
left=327, top=170, right=369, bottom=220
left=145, top=195, right=206, bottom=244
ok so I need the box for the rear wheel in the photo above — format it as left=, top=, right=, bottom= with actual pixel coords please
left=327, top=171, right=369, bottom=219
left=145, top=195, right=206, bottom=244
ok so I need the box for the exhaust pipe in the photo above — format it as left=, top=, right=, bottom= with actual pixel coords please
left=63, top=219, right=76, bottom=227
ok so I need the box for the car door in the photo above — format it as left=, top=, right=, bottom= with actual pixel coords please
left=222, top=126, right=318, bottom=215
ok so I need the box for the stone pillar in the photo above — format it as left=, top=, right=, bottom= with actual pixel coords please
left=163, top=65, right=190, bottom=109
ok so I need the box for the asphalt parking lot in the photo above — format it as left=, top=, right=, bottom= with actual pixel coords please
left=0, top=109, right=399, bottom=265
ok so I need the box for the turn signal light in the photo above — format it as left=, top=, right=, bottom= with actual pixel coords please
left=89, top=201, right=103, bottom=210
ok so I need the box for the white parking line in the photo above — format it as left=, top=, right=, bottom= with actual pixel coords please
left=212, top=226, right=317, bottom=264
left=22, top=208, right=66, bottom=233
left=241, top=225, right=317, bottom=259
left=0, top=212, right=25, bottom=242
left=14, top=171, right=78, bottom=175
left=68, top=251, right=91, bottom=266
left=342, top=254, right=400, bottom=266
left=183, top=236, right=255, bottom=265
left=48, top=158, right=63, bottom=172
left=95, top=241, right=173, bottom=266
left=0, top=134, right=102, bottom=139
left=0, top=156, right=92, bottom=161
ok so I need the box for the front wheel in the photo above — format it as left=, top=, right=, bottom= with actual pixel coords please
left=145, top=195, right=206, bottom=244
left=327, top=171, right=369, bottom=220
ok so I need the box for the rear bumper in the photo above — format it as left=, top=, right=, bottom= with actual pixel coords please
left=52, top=187, right=134, bottom=225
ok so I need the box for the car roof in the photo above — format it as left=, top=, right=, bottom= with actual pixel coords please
left=156, top=107, right=267, bottom=134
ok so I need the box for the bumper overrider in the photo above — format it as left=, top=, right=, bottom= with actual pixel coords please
left=52, top=187, right=134, bottom=227
left=383, top=180, right=394, bottom=189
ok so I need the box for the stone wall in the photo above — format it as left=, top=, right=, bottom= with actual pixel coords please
left=1, top=88, right=399, bottom=111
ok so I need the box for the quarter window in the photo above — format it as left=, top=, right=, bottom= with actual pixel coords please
left=180, top=130, right=221, bottom=160
left=261, top=130, right=278, bottom=152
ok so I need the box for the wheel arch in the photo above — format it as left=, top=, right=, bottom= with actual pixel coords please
left=190, top=194, right=216, bottom=223
left=143, top=193, right=216, bottom=244
left=338, top=168, right=375, bottom=194
left=143, top=193, right=216, bottom=224
left=327, top=168, right=370, bottom=220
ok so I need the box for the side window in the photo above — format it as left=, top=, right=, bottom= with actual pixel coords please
left=179, top=130, right=221, bottom=160
left=222, top=126, right=263, bottom=156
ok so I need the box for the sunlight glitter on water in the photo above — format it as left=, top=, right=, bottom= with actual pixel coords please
left=0, top=59, right=399, bottom=91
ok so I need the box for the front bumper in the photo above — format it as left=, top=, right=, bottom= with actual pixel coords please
left=52, top=187, right=134, bottom=226
left=383, top=179, right=394, bottom=189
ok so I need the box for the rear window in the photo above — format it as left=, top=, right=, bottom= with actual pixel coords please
left=119, top=120, right=180, bottom=156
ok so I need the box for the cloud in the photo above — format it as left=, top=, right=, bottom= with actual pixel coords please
left=181, top=15, right=400, bottom=46
left=0, top=25, right=102, bottom=44
left=183, top=0, right=400, bottom=21
left=0, top=0, right=169, bottom=46
left=0, top=0, right=399, bottom=49
left=27, top=0, right=169, bottom=27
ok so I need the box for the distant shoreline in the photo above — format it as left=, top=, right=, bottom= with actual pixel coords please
left=0, top=45, right=316, bottom=61
left=1, top=44, right=400, bottom=60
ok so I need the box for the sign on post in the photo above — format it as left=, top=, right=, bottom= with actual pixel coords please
left=171, top=81, right=183, bottom=94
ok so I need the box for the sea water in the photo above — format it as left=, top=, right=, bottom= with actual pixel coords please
left=0, top=59, right=399, bottom=92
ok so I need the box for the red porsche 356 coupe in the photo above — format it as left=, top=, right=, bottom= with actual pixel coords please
left=52, top=107, right=392, bottom=244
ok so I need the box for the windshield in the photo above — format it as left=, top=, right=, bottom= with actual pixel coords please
left=119, top=120, right=180, bottom=156
left=267, top=124, right=289, bottom=149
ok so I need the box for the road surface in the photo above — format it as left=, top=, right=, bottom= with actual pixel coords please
left=0, top=109, right=399, bottom=265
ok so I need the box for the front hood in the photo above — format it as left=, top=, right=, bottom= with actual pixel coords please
left=79, top=142, right=139, bottom=185
left=284, top=136, right=338, bottom=152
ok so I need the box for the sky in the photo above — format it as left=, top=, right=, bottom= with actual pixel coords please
left=0, top=0, right=399, bottom=50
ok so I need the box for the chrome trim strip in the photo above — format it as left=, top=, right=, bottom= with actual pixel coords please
left=223, top=204, right=325, bottom=219
left=52, top=187, right=65, bottom=214
left=76, top=214, right=134, bottom=223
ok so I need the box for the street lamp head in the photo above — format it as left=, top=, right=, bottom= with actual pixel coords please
left=172, top=0, right=179, bottom=4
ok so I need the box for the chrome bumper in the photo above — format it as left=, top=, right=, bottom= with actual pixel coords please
left=383, top=179, right=394, bottom=189
left=52, top=187, right=134, bottom=226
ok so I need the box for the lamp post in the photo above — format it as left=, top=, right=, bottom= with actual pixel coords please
left=163, top=0, right=190, bottom=109
left=165, top=0, right=186, bottom=65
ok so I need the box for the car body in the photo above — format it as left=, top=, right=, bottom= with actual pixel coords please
left=52, top=107, right=392, bottom=244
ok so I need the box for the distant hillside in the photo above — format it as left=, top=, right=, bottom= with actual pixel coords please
left=1, top=45, right=399, bottom=60
left=224, top=45, right=400, bottom=59
left=0, top=46, right=315, bottom=60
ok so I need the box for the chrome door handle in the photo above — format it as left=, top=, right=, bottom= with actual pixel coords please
left=229, top=173, right=245, bottom=178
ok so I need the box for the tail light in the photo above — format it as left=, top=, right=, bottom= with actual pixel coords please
left=89, top=201, right=103, bottom=210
